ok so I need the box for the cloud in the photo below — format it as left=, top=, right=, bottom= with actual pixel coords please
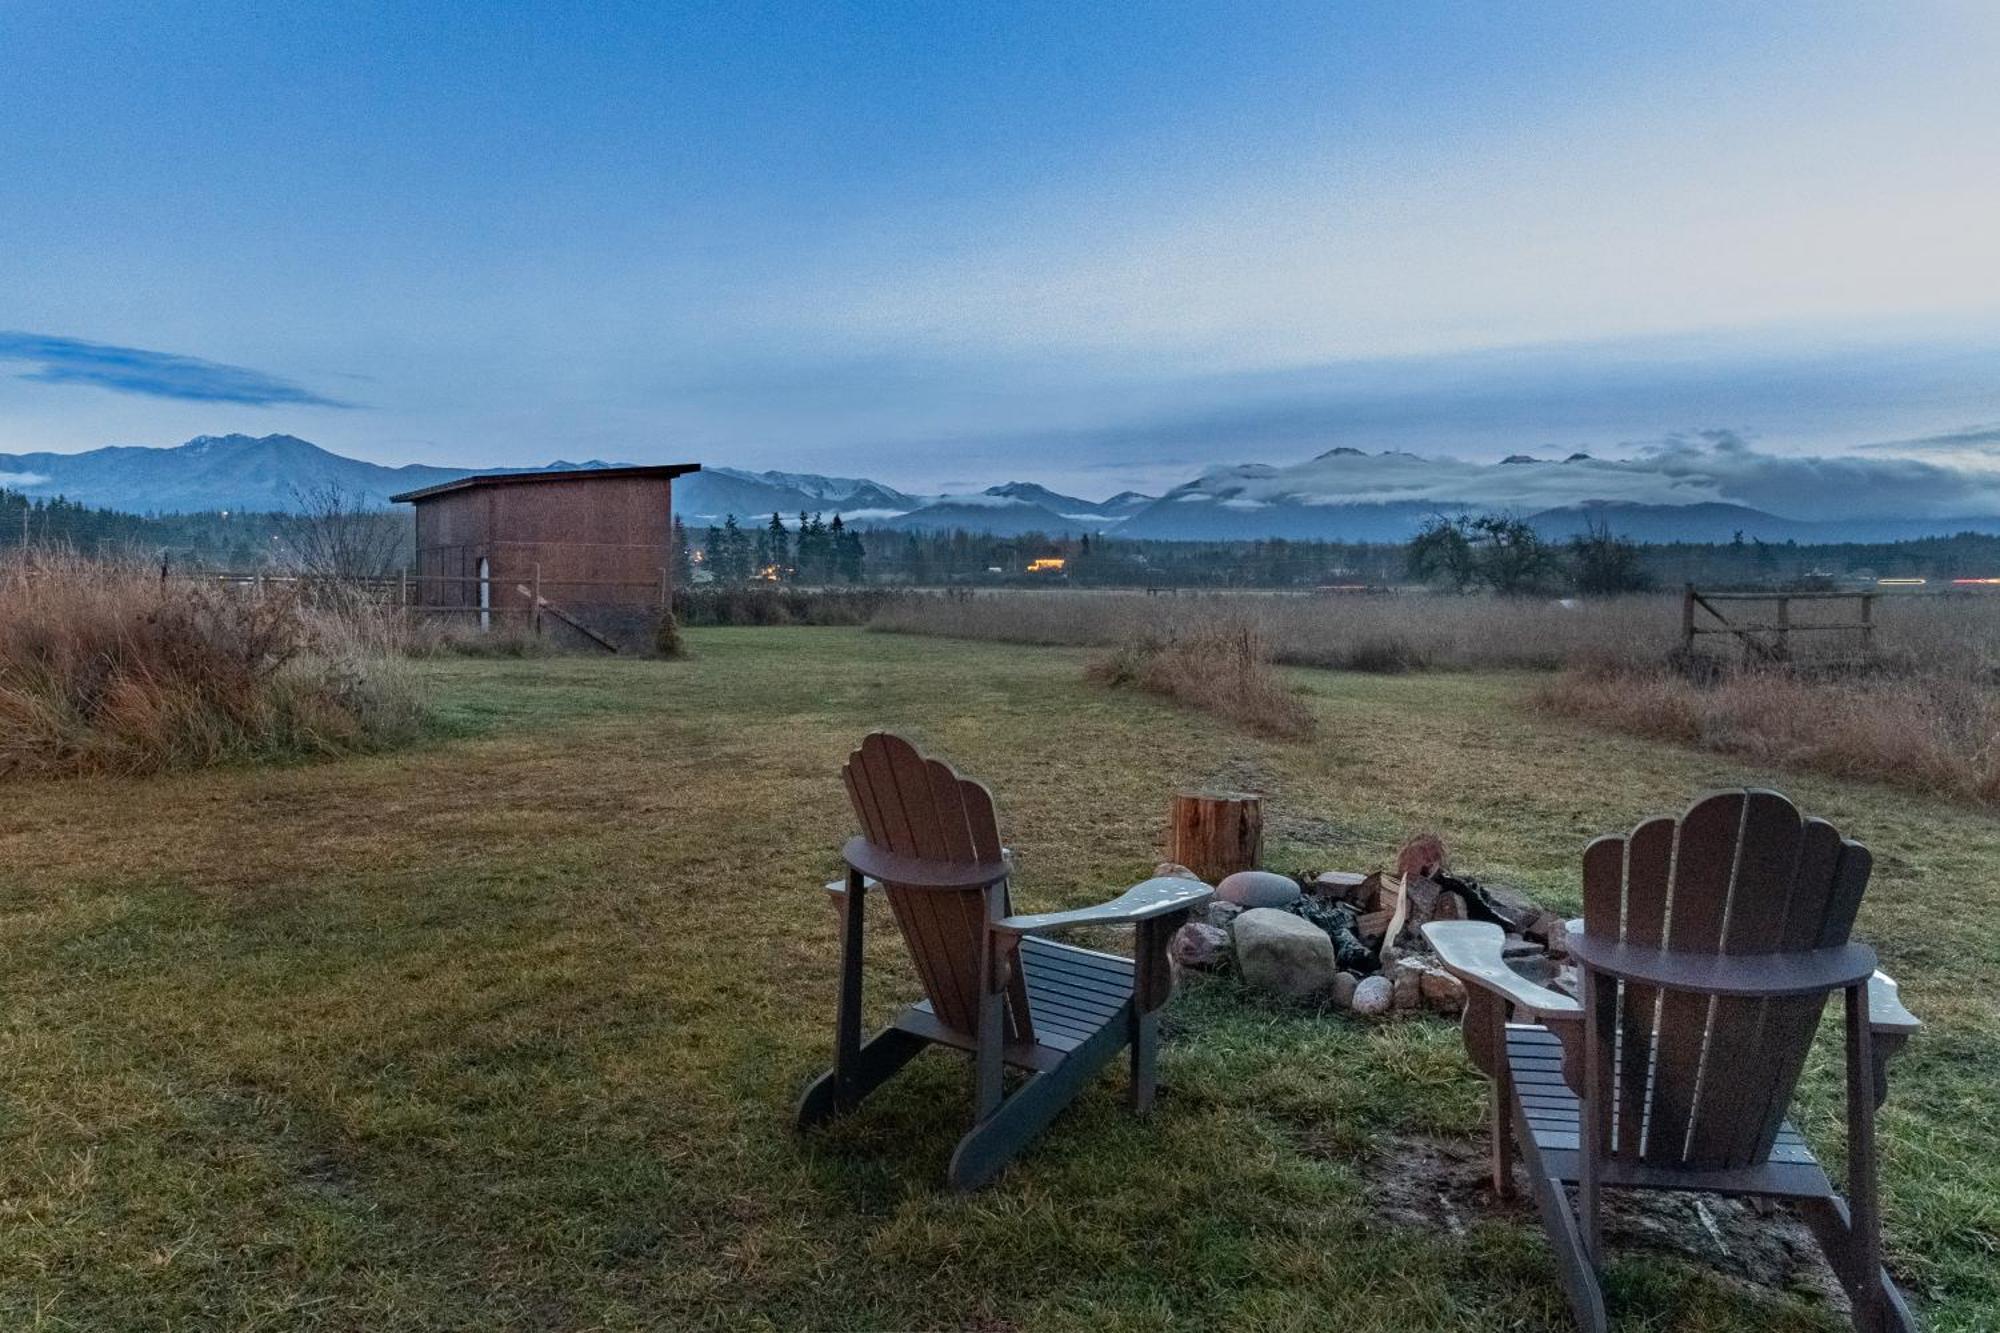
left=0, top=471, right=50, bottom=488
left=0, top=332, right=354, bottom=407
left=1169, top=433, right=2000, bottom=522
left=1854, top=422, right=2000, bottom=470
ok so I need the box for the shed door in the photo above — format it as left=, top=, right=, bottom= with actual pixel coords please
left=477, top=556, right=491, bottom=631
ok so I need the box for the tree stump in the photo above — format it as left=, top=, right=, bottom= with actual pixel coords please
left=1169, top=791, right=1263, bottom=884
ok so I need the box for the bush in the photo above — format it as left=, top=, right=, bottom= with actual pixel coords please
left=0, top=554, right=425, bottom=779
left=653, top=612, right=685, bottom=659
left=1086, top=621, right=1317, bottom=740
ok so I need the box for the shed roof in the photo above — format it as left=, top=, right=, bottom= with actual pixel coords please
left=391, top=463, right=700, bottom=504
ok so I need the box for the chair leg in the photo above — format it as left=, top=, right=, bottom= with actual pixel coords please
left=1128, top=1008, right=1159, bottom=1114
left=796, top=1026, right=930, bottom=1130
left=1491, top=1053, right=1516, bottom=1200
left=947, top=1002, right=1130, bottom=1192
left=1515, top=1105, right=1610, bottom=1333
left=1797, top=1197, right=1921, bottom=1333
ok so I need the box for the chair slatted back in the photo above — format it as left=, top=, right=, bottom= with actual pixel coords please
left=1581, top=789, right=1872, bottom=1170
left=842, top=733, right=1032, bottom=1043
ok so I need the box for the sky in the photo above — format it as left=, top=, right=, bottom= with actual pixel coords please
left=3, top=1, right=1999, bottom=498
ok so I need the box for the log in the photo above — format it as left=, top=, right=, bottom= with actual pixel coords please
left=1169, top=791, right=1263, bottom=884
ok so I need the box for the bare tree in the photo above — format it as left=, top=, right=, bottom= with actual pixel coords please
left=275, top=483, right=411, bottom=588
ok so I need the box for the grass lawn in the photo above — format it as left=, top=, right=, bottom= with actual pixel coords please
left=2, top=627, right=1994, bottom=1331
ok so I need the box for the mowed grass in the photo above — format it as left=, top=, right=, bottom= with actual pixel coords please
left=1, top=628, right=1994, bottom=1332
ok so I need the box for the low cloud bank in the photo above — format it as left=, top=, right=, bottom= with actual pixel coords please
left=1174, top=430, right=2000, bottom=521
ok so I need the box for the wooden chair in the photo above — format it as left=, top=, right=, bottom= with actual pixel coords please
left=1424, top=789, right=1922, bottom=1331
left=796, top=732, right=1212, bottom=1191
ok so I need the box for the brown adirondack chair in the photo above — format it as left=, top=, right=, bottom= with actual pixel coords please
left=1424, top=789, right=1922, bottom=1332
left=796, top=732, right=1212, bottom=1191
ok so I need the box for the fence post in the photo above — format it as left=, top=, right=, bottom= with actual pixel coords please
left=1680, top=583, right=1696, bottom=656
left=532, top=562, right=543, bottom=637
left=1775, top=594, right=1790, bottom=659
left=1860, top=593, right=1875, bottom=657
left=400, top=567, right=409, bottom=611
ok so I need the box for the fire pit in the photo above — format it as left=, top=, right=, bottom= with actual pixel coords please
left=1169, top=833, right=1575, bottom=1018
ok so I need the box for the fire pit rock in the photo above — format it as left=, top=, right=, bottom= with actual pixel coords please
left=1171, top=922, right=1230, bottom=970
left=1165, top=833, right=1571, bottom=1023
left=1216, top=870, right=1302, bottom=910
left=1232, top=908, right=1338, bottom=998
left=1351, top=975, right=1393, bottom=1014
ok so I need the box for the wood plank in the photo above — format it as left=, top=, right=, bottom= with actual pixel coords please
left=1021, top=939, right=1137, bottom=976
left=1747, top=819, right=1856, bottom=1161
left=1644, top=790, right=1742, bottom=1166
left=1617, top=817, right=1674, bottom=1159
left=897, top=1003, right=1075, bottom=1068
left=1690, top=792, right=1805, bottom=1166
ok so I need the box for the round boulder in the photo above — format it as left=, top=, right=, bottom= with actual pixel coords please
left=1330, top=971, right=1360, bottom=1010
left=1351, top=974, right=1393, bottom=1015
left=1171, top=922, right=1230, bottom=970
left=1232, top=907, right=1336, bottom=998
left=1217, top=870, right=1302, bottom=910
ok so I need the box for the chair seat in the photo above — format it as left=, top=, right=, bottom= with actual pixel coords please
left=1507, top=1024, right=1834, bottom=1199
left=901, top=937, right=1135, bottom=1071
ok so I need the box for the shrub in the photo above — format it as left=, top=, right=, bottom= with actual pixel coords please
left=0, top=554, right=425, bottom=779
left=1086, top=621, right=1317, bottom=740
left=653, top=612, right=685, bottom=659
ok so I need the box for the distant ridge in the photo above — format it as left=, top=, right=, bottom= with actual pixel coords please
left=6, top=432, right=1998, bottom=542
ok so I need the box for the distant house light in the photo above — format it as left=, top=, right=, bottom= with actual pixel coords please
left=1027, top=557, right=1066, bottom=574
left=1877, top=577, right=1927, bottom=586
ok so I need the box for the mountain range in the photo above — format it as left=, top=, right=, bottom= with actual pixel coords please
left=5, top=433, right=2000, bottom=544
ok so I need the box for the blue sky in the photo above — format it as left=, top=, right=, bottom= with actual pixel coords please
left=3, top=1, right=1998, bottom=496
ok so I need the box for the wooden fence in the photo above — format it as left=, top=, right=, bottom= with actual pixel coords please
left=194, top=567, right=669, bottom=647
left=1679, top=584, right=1878, bottom=661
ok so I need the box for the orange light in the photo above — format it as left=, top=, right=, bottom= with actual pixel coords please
left=1026, top=557, right=1066, bottom=573
left=1951, top=577, right=2000, bottom=586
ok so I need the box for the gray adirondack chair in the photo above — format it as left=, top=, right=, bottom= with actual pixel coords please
left=796, top=732, right=1212, bottom=1191
left=1424, top=789, right=1922, bottom=1331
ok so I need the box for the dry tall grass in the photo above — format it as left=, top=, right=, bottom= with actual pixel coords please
left=0, top=554, right=425, bottom=779
left=1085, top=621, right=1317, bottom=739
left=871, top=587, right=2000, bottom=673
left=875, top=589, right=1669, bottom=671
left=878, top=587, right=2000, bottom=802
left=1539, top=662, right=2000, bottom=804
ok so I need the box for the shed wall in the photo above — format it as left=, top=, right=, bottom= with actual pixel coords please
left=411, top=475, right=676, bottom=641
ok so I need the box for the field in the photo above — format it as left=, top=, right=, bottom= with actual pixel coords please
left=3, top=628, right=1996, bottom=1331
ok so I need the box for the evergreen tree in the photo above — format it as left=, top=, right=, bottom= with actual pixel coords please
left=795, top=511, right=831, bottom=581
left=831, top=514, right=864, bottom=582
left=766, top=512, right=790, bottom=579
left=702, top=524, right=725, bottom=581
left=672, top=516, right=694, bottom=588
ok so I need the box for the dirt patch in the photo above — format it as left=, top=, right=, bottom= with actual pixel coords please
left=1362, top=1134, right=1847, bottom=1311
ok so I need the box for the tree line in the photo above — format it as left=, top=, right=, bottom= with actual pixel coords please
left=677, top=512, right=867, bottom=585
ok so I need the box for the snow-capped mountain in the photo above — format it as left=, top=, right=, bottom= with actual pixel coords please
left=9, top=432, right=2000, bottom=543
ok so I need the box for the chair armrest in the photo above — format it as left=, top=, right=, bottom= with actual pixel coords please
left=842, top=836, right=1012, bottom=890
left=995, top=876, right=1212, bottom=936
left=1868, top=969, right=1920, bottom=1037
left=1422, top=921, right=1580, bottom=1024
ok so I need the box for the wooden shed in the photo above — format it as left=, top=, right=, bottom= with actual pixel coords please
left=391, top=463, right=700, bottom=652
